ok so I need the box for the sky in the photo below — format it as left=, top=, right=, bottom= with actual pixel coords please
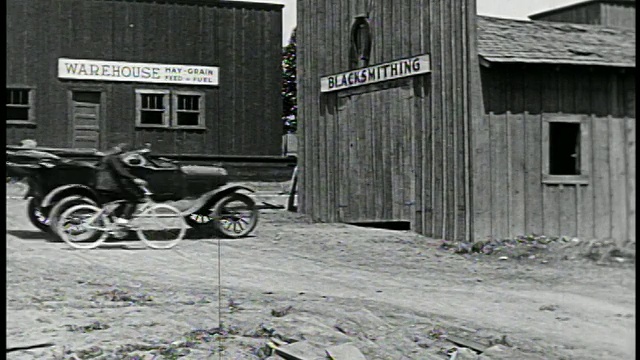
left=233, top=0, right=586, bottom=45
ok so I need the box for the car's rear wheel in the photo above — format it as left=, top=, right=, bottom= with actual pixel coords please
left=27, top=198, right=50, bottom=232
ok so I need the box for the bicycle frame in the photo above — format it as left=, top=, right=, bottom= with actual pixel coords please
left=82, top=186, right=156, bottom=233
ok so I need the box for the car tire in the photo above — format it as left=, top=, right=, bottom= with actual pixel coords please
left=27, top=198, right=51, bottom=232
left=211, top=193, right=259, bottom=239
left=48, top=196, right=98, bottom=242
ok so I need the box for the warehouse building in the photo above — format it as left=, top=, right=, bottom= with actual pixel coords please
left=6, top=0, right=284, bottom=156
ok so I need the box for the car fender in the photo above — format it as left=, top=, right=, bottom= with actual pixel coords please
left=41, top=184, right=101, bottom=208
left=180, top=185, right=255, bottom=216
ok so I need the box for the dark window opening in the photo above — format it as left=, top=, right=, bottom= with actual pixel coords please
left=142, top=94, right=165, bottom=110
left=177, top=112, right=199, bottom=126
left=139, top=93, right=166, bottom=125
left=549, top=122, right=581, bottom=175
left=140, top=111, right=164, bottom=125
left=175, top=94, right=202, bottom=127
left=7, top=88, right=32, bottom=122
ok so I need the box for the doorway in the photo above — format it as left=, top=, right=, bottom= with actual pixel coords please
left=69, top=91, right=102, bottom=149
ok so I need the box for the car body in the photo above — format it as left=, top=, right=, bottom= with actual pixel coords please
left=7, top=148, right=256, bottom=237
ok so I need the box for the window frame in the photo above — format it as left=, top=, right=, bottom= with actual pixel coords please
left=135, top=89, right=171, bottom=129
left=6, top=86, right=36, bottom=125
left=171, top=90, right=206, bottom=130
left=541, top=113, right=590, bottom=185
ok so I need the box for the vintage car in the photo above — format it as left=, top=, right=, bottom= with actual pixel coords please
left=6, top=147, right=259, bottom=238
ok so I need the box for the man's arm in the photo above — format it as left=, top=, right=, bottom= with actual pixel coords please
left=106, top=155, right=138, bottom=180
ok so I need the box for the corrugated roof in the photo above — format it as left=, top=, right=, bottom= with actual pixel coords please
left=477, top=16, right=636, bottom=68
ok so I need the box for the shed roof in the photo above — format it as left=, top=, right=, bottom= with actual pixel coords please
left=477, top=15, right=636, bottom=68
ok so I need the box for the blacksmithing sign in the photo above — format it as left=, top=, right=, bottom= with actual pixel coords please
left=58, top=58, right=219, bottom=86
left=320, top=54, right=431, bottom=92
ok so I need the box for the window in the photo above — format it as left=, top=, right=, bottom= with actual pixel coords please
left=136, top=89, right=170, bottom=127
left=136, top=89, right=204, bottom=129
left=542, top=114, right=589, bottom=184
left=172, top=91, right=205, bottom=128
left=349, top=16, right=372, bottom=69
left=7, top=87, right=35, bottom=124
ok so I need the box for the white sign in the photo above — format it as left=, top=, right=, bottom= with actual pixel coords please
left=58, top=58, right=219, bottom=86
left=320, top=54, right=431, bottom=93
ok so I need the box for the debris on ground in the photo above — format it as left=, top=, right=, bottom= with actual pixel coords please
left=450, top=347, right=480, bottom=360
left=441, top=235, right=636, bottom=265
left=325, top=342, right=367, bottom=360
left=539, top=304, right=559, bottom=312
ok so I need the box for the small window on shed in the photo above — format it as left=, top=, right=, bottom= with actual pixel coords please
left=349, top=16, right=372, bottom=69
left=549, top=122, right=580, bottom=175
left=542, top=114, right=589, bottom=184
left=136, top=89, right=170, bottom=128
left=6, top=87, right=35, bottom=124
left=172, top=92, right=205, bottom=128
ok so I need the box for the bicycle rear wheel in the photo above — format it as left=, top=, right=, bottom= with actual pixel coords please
left=56, top=204, right=110, bottom=249
left=134, top=203, right=187, bottom=249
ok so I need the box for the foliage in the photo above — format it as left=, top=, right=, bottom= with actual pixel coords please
left=282, top=28, right=297, bottom=134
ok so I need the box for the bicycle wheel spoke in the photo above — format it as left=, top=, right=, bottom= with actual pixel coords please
left=135, top=204, right=186, bottom=249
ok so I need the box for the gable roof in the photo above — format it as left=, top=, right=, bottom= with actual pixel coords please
left=477, top=15, right=636, bottom=68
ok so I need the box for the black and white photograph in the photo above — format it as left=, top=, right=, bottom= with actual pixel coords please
left=6, top=0, right=635, bottom=359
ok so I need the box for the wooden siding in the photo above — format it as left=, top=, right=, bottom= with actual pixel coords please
left=297, top=0, right=481, bottom=240
left=6, top=0, right=282, bottom=156
left=600, top=2, right=636, bottom=28
left=474, top=64, right=636, bottom=244
left=530, top=2, right=602, bottom=25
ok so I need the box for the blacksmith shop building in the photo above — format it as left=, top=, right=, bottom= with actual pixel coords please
left=296, top=0, right=635, bottom=244
left=6, top=0, right=284, bottom=156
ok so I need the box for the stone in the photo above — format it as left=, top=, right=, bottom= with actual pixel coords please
left=477, top=345, right=516, bottom=360
left=450, top=347, right=479, bottom=360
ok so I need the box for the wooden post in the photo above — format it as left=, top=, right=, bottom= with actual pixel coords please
left=287, top=165, right=299, bottom=212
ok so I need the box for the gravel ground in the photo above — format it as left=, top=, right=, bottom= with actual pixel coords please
left=5, top=183, right=636, bottom=360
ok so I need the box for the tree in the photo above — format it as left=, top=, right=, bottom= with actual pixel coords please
left=282, top=27, right=297, bottom=134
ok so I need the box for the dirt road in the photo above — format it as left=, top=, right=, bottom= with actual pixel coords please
left=5, top=195, right=636, bottom=359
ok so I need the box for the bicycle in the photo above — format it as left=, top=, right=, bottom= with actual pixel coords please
left=55, top=185, right=187, bottom=250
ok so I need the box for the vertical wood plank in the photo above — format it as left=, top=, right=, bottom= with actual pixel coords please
left=543, top=185, right=560, bottom=236
left=490, top=112, right=509, bottom=238
left=559, top=184, right=577, bottom=236
left=609, top=116, right=627, bottom=244
left=578, top=116, right=595, bottom=239
left=471, top=114, right=492, bottom=239
left=509, top=113, right=526, bottom=236
left=625, top=118, right=635, bottom=244
left=592, top=116, right=612, bottom=239
left=524, top=112, right=544, bottom=235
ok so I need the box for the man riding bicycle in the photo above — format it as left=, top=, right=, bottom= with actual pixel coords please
left=95, top=143, right=148, bottom=226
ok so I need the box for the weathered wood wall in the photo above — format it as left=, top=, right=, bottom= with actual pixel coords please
left=529, top=1, right=635, bottom=29
left=6, top=0, right=282, bottom=156
left=473, top=64, right=636, bottom=244
left=297, top=0, right=481, bottom=240
left=600, top=1, right=636, bottom=29
left=529, top=2, right=602, bottom=25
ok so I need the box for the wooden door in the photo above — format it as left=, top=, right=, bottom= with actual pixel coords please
left=70, top=91, right=102, bottom=149
left=336, top=85, right=416, bottom=223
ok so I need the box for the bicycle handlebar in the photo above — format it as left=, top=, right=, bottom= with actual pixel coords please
left=139, top=185, right=153, bottom=196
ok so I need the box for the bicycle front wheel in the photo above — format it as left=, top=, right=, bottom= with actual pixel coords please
left=56, top=204, right=110, bottom=249
left=134, top=204, right=187, bottom=249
